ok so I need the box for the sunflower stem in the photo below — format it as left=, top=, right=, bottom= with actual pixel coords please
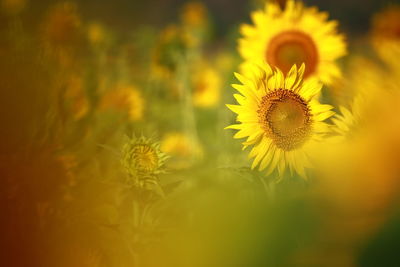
left=176, top=52, right=200, bottom=161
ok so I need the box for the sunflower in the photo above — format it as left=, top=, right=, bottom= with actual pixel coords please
left=152, top=24, right=188, bottom=79
left=332, top=56, right=400, bottom=141
left=181, top=1, right=207, bottom=28
left=239, top=0, right=346, bottom=85
left=371, top=5, right=400, bottom=41
left=371, top=5, right=400, bottom=72
left=331, top=102, right=359, bottom=141
left=225, top=62, right=334, bottom=178
left=161, top=132, right=203, bottom=169
left=99, top=85, right=145, bottom=121
left=87, top=22, right=106, bottom=46
left=180, top=1, right=210, bottom=47
left=191, top=62, right=221, bottom=108
left=331, top=94, right=376, bottom=142
left=40, top=2, right=82, bottom=66
left=121, top=135, right=168, bottom=180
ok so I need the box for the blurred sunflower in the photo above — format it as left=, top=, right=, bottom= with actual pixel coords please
left=371, top=5, right=400, bottom=71
left=40, top=2, right=82, bottom=65
left=121, top=136, right=168, bottom=188
left=181, top=1, right=207, bottom=28
left=152, top=24, right=188, bottom=79
left=161, top=132, right=203, bottom=169
left=180, top=1, right=210, bottom=47
left=226, top=62, right=334, bottom=178
left=332, top=56, right=400, bottom=141
left=192, top=63, right=221, bottom=108
left=331, top=99, right=361, bottom=140
left=329, top=56, right=382, bottom=111
left=239, top=0, right=346, bottom=84
left=99, top=85, right=144, bottom=121
left=87, top=22, right=106, bottom=46
left=371, top=5, right=400, bottom=40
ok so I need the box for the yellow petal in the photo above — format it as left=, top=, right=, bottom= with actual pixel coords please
left=277, top=153, right=286, bottom=177
left=251, top=138, right=270, bottom=169
left=233, top=94, right=246, bottom=105
left=259, top=140, right=274, bottom=170
left=224, top=124, right=242, bottom=130
left=234, top=72, right=247, bottom=85
left=266, top=147, right=280, bottom=175
left=285, top=64, right=298, bottom=89
left=226, top=104, right=244, bottom=114
left=292, top=63, right=305, bottom=91
left=314, top=110, right=335, bottom=121
left=300, top=78, right=322, bottom=100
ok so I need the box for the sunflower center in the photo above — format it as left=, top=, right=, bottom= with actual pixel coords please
left=266, top=30, right=318, bottom=78
left=132, top=144, right=159, bottom=172
left=258, top=89, right=312, bottom=151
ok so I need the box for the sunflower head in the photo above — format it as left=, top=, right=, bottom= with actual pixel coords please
left=265, top=30, right=318, bottom=78
left=226, top=62, right=334, bottom=178
left=239, top=0, right=346, bottom=84
left=121, top=135, right=168, bottom=180
left=258, top=88, right=312, bottom=151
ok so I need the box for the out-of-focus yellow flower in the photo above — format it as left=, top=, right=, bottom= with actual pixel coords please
left=41, top=2, right=82, bottom=65
left=331, top=94, right=373, bottom=144
left=329, top=56, right=384, bottom=106
left=65, top=74, right=89, bottom=120
left=161, top=132, right=203, bottom=169
left=42, top=2, right=81, bottom=46
left=226, top=62, right=334, bottom=178
left=100, top=85, right=144, bottom=121
left=371, top=5, right=400, bottom=72
left=331, top=56, right=400, bottom=141
left=330, top=58, right=377, bottom=137
left=239, top=0, right=346, bottom=85
left=371, top=5, right=400, bottom=40
left=308, top=90, right=400, bottom=267
left=294, top=66, right=400, bottom=264
left=87, top=22, right=105, bottom=46
left=180, top=1, right=210, bottom=47
left=181, top=1, right=207, bottom=28
left=121, top=135, right=168, bottom=190
left=1, top=0, right=26, bottom=14
left=192, top=63, right=221, bottom=108
left=152, top=24, right=188, bottom=79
